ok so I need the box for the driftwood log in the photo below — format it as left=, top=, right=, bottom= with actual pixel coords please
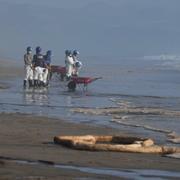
left=54, top=135, right=180, bottom=154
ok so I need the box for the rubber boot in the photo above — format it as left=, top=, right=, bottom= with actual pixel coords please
left=39, top=81, right=43, bottom=87
left=42, top=81, right=47, bottom=87
left=23, top=80, right=27, bottom=88
left=34, top=80, right=38, bottom=87
left=45, top=81, right=49, bottom=87
left=66, top=76, right=71, bottom=81
left=43, top=82, right=48, bottom=87
left=28, top=80, right=33, bottom=88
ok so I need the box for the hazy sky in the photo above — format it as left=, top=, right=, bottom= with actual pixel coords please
left=0, top=0, right=180, bottom=61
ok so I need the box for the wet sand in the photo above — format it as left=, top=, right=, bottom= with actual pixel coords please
left=0, top=113, right=180, bottom=179
left=0, top=59, right=180, bottom=179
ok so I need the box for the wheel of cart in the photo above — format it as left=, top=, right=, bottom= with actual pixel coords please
left=67, top=80, right=77, bottom=91
left=67, top=76, right=102, bottom=91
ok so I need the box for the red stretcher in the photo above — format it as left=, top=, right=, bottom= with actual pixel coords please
left=50, top=65, right=102, bottom=91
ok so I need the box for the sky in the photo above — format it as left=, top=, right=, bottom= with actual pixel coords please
left=0, top=0, right=180, bottom=61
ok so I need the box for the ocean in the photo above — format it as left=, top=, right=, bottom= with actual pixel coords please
left=0, top=56, right=180, bottom=150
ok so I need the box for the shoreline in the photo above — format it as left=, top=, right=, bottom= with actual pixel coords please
left=0, top=58, right=180, bottom=179
left=0, top=113, right=179, bottom=179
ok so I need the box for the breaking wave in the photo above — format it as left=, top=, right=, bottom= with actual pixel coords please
left=71, top=103, right=180, bottom=145
left=71, top=106, right=180, bottom=117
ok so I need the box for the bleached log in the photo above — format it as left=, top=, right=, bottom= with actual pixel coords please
left=54, top=135, right=180, bottom=154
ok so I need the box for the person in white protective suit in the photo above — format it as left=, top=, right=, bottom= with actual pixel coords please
left=24, top=46, right=33, bottom=87
left=72, top=50, right=82, bottom=76
left=33, top=46, right=48, bottom=87
left=65, top=50, right=75, bottom=80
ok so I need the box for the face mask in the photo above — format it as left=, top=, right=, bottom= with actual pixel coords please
left=28, top=51, right=32, bottom=54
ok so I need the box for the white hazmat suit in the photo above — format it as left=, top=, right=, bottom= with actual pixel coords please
left=65, top=55, right=74, bottom=78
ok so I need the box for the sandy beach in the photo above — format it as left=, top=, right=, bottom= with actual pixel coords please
left=0, top=59, right=180, bottom=180
left=0, top=113, right=180, bottom=180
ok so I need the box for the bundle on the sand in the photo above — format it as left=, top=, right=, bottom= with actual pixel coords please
left=54, top=135, right=180, bottom=154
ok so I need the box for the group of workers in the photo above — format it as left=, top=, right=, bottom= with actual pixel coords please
left=23, top=46, right=82, bottom=88
left=65, top=49, right=82, bottom=80
left=24, top=46, right=52, bottom=88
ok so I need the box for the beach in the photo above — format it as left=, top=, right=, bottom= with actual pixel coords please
left=0, top=113, right=180, bottom=180
left=1, top=0, right=180, bottom=179
left=0, top=59, right=180, bottom=179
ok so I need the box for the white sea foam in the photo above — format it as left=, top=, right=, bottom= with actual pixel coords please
left=72, top=102, right=180, bottom=143
left=165, top=153, right=180, bottom=159
left=143, top=54, right=180, bottom=71
left=167, top=132, right=180, bottom=144
left=143, top=54, right=180, bottom=61
left=72, top=107, right=180, bottom=117
left=111, top=118, right=180, bottom=145
left=109, top=98, right=133, bottom=107
left=111, top=118, right=172, bottom=134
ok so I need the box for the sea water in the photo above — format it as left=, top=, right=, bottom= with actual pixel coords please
left=0, top=57, right=180, bottom=148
